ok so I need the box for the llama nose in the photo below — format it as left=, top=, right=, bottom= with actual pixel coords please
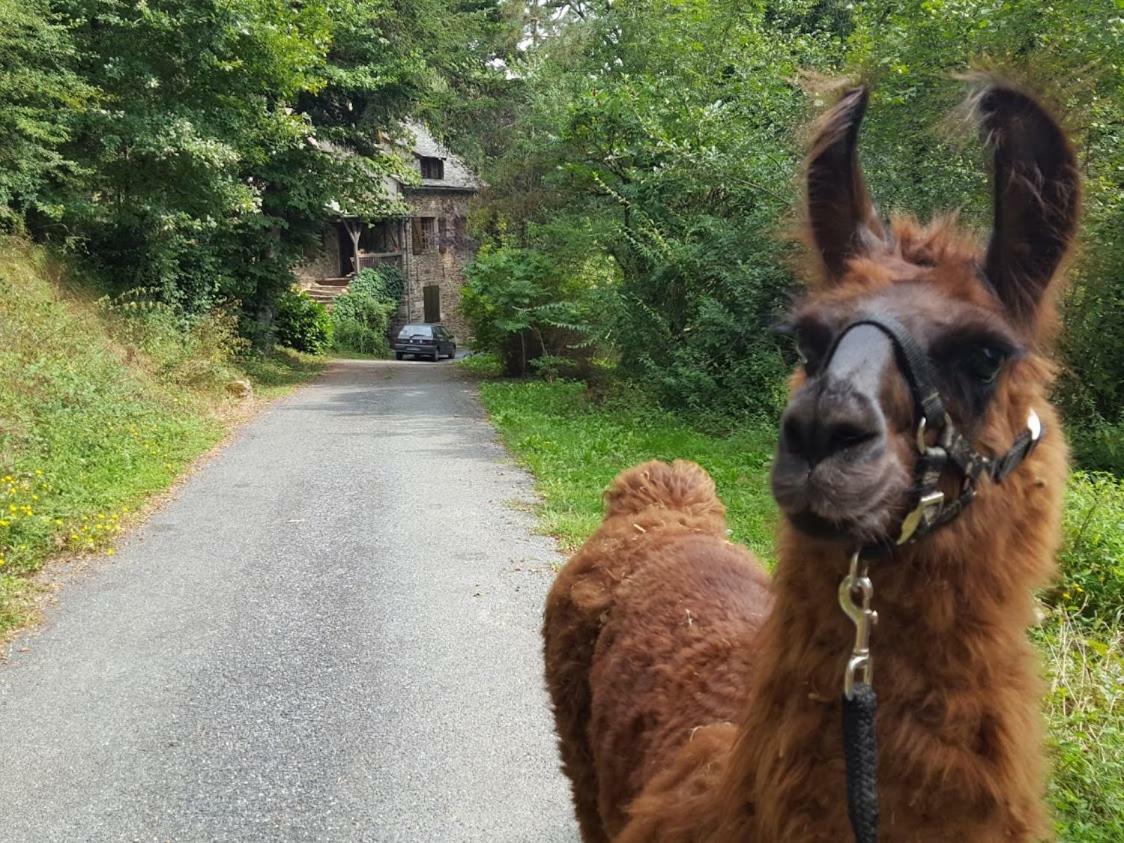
left=780, top=387, right=884, bottom=467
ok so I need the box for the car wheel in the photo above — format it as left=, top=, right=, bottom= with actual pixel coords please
left=395, top=352, right=403, bottom=360
left=432, top=348, right=440, bottom=362
left=447, top=345, right=456, bottom=359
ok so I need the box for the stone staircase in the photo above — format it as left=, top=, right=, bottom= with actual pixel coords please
left=303, top=278, right=351, bottom=306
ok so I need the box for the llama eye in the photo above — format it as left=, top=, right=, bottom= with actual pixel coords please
left=775, top=318, right=831, bottom=376
left=966, top=346, right=1006, bottom=383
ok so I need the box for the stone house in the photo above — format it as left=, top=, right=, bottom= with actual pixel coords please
left=295, top=122, right=481, bottom=341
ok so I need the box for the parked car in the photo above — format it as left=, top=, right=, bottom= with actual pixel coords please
left=394, top=324, right=456, bottom=361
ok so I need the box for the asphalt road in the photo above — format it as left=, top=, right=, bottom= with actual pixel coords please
left=0, top=359, right=579, bottom=842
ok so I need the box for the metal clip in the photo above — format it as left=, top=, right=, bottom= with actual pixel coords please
left=896, top=489, right=945, bottom=545
left=839, top=551, right=878, bottom=700
left=915, top=412, right=954, bottom=454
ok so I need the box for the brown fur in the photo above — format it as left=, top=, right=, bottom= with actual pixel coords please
left=544, top=80, right=1075, bottom=842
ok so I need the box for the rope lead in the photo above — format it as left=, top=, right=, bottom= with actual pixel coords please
left=842, top=682, right=879, bottom=843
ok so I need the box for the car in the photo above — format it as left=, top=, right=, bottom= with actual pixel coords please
left=394, top=324, right=457, bottom=361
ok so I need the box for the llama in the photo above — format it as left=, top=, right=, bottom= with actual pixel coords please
left=544, top=78, right=1078, bottom=842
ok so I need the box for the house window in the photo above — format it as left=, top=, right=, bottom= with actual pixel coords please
left=420, top=156, right=444, bottom=180
left=423, top=285, right=441, bottom=323
left=358, top=220, right=399, bottom=254
left=419, top=217, right=437, bottom=251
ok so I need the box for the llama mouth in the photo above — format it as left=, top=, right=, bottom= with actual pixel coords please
left=788, top=509, right=888, bottom=544
left=789, top=510, right=854, bottom=541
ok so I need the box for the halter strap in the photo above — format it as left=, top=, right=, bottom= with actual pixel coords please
left=825, top=315, right=947, bottom=430
left=823, top=314, right=1044, bottom=552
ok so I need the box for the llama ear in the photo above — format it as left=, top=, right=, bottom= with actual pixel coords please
left=806, top=86, right=884, bottom=281
left=977, top=84, right=1079, bottom=326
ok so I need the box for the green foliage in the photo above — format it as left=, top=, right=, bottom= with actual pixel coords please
left=470, top=0, right=1124, bottom=447
left=1037, top=616, right=1124, bottom=842
left=1070, top=424, right=1124, bottom=477
left=481, top=377, right=1124, bottom=838
left=330, top=266, right=401, bottom=356
left=456, top=351, right=503, bottom=379
left=461, top=246, right=596, bottom=377
left=471, top=1, right=836, bottom=414
left=0, top=0, right=512, bottom=336
left=0, top=0, right=92, bottom=225
left=275, top=289, right=332, bottom=354
left=343, top=265, right=406, bottom=304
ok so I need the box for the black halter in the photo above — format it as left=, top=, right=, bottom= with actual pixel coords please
left=826, top=314, right=1043, bottom=843
left=827, top=314, right=1043, bottom=554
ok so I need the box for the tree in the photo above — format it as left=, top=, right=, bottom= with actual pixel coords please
left=0, top=0, right=91, bottom=226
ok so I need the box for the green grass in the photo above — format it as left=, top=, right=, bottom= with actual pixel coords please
left=0, top=239, right=324, bottom=635
left=241, top=347, right=326, bottom=398
left=480, top=377, right=1124, bottom=841
left=457, top=351, right=504, bottom=379
left=482, top=380, right=778, bottom=558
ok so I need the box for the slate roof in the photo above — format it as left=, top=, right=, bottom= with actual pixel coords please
left=395, top=120, right=481, bottom=192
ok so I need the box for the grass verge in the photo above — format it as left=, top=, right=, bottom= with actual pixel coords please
left=0, top=239, right=324, bottom=637
left=480, top=378, right=1124, bottom=841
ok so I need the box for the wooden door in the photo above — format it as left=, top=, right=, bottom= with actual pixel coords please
left=423, top=285, right=441, bottom=323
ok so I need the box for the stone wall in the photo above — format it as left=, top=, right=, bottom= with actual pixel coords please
left=293, top=226, right=342, bottom=286
left=401, top=189, right=476, bottom=342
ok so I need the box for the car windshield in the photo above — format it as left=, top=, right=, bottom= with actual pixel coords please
left=398, top=325, right=432, bottom=338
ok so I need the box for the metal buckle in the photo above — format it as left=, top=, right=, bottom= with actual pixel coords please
left=839, top=551, right=878, bottom=699
left=915, top=413, right=954, bottom=454
left=896, top=489, right=945, bottom=545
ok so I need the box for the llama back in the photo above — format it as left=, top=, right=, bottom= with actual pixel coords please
left=544, top=461, right=772, bottom=839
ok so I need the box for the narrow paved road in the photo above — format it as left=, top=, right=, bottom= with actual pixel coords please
left=0, top=360, right=578, bottom=842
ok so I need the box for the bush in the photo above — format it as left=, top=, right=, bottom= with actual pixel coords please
left=461, top=246, right=595, bottom=377
left=333, top=316, right=391, bottom=356
left=331, top=266, right=402, bottom=356
left=275, top=290, right=332, bottom=354
left=1069, top=423, right=1124, bottom=477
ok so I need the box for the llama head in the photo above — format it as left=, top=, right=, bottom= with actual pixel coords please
left=770, top=80, right=1078, bottom=551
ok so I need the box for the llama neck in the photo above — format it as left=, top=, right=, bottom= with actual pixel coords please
left=716, top=523, right=1052, bottom=841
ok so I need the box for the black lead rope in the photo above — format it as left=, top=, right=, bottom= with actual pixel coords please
left=839, top=550, right=879, bottom=843
left=842, top=683, right=879, bottom=843
left=826, top=314, right=1046, bottom=843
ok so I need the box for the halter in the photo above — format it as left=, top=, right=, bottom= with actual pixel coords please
left=825, top=314, right=1044, bottom=843
left=831, top=315, right=1042, bottom=551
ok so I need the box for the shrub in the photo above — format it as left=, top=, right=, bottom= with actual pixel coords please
left=275, top=290, right=332, bottom=354
left=333, top=316, right=391, bottom=355
left=331, top=266, right=402, bottom=356
left=461, top=246, right=595, bottom=377
left=1069, top=423, right=1124, bottom=477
